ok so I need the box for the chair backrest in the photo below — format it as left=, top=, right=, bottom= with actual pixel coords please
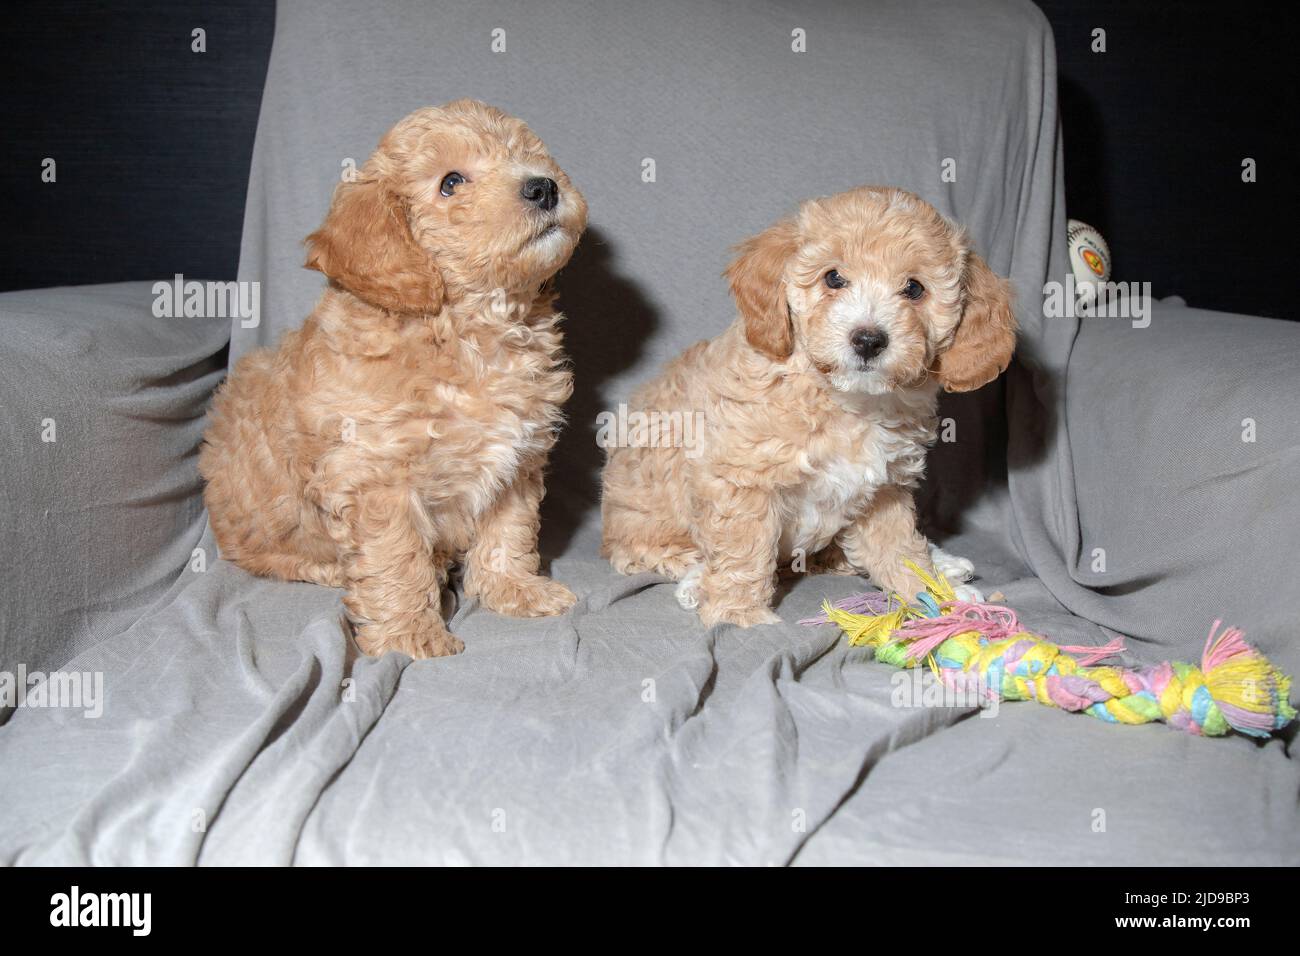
left=235, top=0, right=1070, bottom=543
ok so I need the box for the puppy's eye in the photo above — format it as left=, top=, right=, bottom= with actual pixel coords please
left=824, top=269, right=848, bottom=290
left=902, top=278, right=925, bottom=300
left=439, top=172, right=466, bottom=197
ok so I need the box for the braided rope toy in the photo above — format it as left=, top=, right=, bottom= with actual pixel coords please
left=802, top=563, right=1296, bottom=738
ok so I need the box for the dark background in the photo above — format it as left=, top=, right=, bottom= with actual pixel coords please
left=1, top=1, right=1295, bottom=319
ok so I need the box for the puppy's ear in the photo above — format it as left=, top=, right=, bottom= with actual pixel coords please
left=304, top=177, right=444, bottom=314
left=932, top=251, right=1017, bottom=392
left=726, top=219, right=800, bottom=360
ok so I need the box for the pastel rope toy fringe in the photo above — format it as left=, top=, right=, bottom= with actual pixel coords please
left=802, top=562, right=1296, bottom=738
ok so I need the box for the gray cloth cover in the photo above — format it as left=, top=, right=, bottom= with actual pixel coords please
left=0, top=283, right=229, bottom=680
left=1, top=0, right=1296, bottom=865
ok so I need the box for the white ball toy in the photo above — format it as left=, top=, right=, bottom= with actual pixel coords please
left=1067, top=219, right=1111, bottom=305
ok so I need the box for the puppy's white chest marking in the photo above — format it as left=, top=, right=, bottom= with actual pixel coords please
left=778, top=448, right=889, bottom=561
left=775, top=405, right=931, bottom=562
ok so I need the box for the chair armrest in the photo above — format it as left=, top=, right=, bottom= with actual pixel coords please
left=0, top=283, right=229, bottom=675
left=1063, top=298, right=1299, bottom=672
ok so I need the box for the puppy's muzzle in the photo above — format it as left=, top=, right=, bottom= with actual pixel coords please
left=521, top=176, right=559, bottom=211
left=850, top=327, right=889, bottom=362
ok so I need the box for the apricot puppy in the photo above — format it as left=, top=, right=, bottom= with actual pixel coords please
left=601, top=186, right=1015, bottom=627
left=200, top=100, right=588, bottom=657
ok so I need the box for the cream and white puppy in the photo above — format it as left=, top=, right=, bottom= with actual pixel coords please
left=600, top=186, right=1015, bottom=627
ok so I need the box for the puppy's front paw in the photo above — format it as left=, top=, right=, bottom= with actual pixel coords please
left=476, top=574, right=577, bottom=618
left=354, top=612, right=464, bottom=659
left=698, top=603, right=782, bottom=629
left=928, top=543, right=976, bottom=583
left=953, top=583, right=985, bottom=604
left=674, top=563, right=705, bottom=610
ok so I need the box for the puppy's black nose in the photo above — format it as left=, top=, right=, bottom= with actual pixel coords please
left=522, top=176, right=559, bottom=211
left=850, top=327, right=889, bottom=361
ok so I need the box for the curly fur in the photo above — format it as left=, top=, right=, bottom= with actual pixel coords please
left=601, top=186, right=1015, bottom=627
left=200, top=100, right=588, bottom=658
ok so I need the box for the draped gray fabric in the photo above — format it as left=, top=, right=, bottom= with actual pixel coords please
left=0, top=283, right=228, bottom=680
left=2, top=0, right=1295, bottom=865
